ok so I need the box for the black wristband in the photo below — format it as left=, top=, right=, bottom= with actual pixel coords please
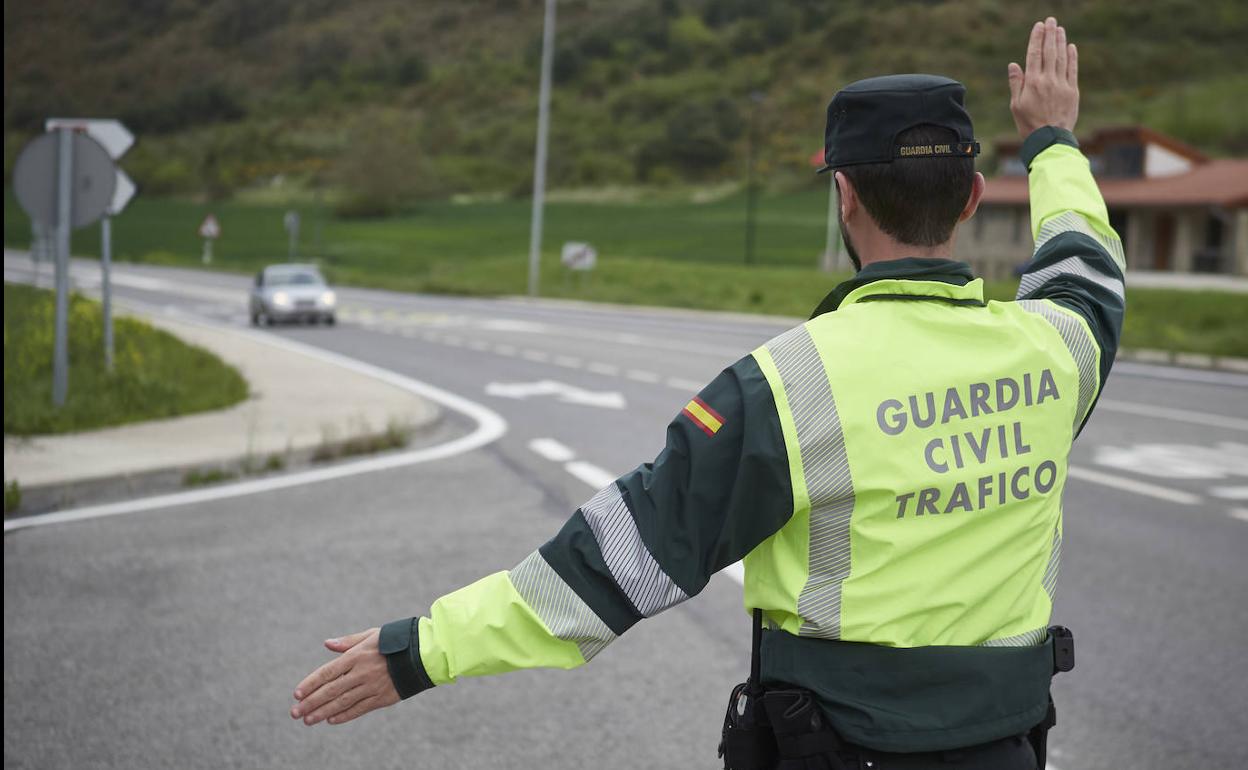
left=378, top=618, right=435, bottom=700
left=1021, top=126, right=1080, bottom=171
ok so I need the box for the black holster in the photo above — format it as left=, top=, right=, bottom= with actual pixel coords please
left=719, top=609, right=776, bottom=770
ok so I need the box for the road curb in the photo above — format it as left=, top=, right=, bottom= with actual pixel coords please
left=4, top=300, right=445, bottom=518
left=1117, top=348, right=1248, bottom=374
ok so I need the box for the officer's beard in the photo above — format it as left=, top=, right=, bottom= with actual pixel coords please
left=836, top=205, right=863, bottom=273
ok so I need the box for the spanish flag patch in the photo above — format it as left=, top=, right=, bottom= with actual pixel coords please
left=682, top=396, right=725, bottom=437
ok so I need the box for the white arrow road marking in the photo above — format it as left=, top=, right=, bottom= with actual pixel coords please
left=1229, top=508, right=1248, bottom=523
left=485, top=380, right=626, bottom=409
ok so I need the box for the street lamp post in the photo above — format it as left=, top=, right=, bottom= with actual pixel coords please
left=527, top=0, right=557, bottom=297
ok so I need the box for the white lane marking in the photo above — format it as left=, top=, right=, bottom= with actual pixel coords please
left=626, top=369, right=660, bottom=383
left=522, top=349, right=551, bottom=362
left=720, top=562, right=745, bottom=584
left=494, top=344, right=518, bottom=356
left=1114, top=362, right=1248, bottom=387
left=1212, top=486, right=1248, bottom=500
left=468, top=339, right=490, bottom=351
left=1229, top=508, right=1248, bottom=523
left=587, top=362, right=620, bottom=376
left=564, top=460, right=618, bottom=490
left=528, top=438, right=577, bottom=463
left=486, top=380, right=626, bottom=409
left=1067, top=466, right=1201, bottom=505
left=666, top=377, right=704, bottom=392
left=480, top=319, right=548, bottom=333
left=1097, top=400, right=1248, bottom=432
left=4, top=319, right=509, bottom=534
left=1093, top=442, right=1248, bottom=480
left=553, top=355, right=582, bottom=369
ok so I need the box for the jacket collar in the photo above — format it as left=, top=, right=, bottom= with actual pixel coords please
left=809, top=258, right=981, bottom=318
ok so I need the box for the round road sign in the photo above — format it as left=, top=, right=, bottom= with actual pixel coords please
left=13, top=131, right=117, bottom=229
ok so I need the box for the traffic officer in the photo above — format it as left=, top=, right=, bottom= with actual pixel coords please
left=291, top=17, right=1123, bottom=770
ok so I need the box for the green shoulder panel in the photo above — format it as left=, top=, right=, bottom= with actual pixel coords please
left=616, top=354, right=795, bottom=597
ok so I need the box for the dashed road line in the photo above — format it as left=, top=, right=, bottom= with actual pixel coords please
left=626, top=369, right=661, bottom=383
left=1067, top=466, right=1202, bottom=505
left=666, top=377, right=704, bottom=392
left=1097, top=400, right=1248, bottom=432
left=1229, top=508, right=1248, bottom=523
left=373, top=327, right=712, bottom=395
left=564, top=460, right=618, bottom=489
left=528, top=438, right=577, bottom=463
left=1211, top=486, right=1248, bottom=501
left=588, top=362, right=620, bottom=376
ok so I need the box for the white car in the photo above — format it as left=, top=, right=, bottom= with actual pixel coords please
left=249, top=264, right=336, bottom=326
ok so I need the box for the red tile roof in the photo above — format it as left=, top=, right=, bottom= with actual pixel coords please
left=982, top=158, right=1248, bottom=209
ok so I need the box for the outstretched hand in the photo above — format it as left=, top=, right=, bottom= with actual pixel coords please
left=1007, top=17, right=1080, bottom=138
left=290, top=627, right=400, bottom=726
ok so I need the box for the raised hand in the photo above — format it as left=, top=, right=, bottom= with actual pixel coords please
left=1007, top=17, right=1080, bottom=138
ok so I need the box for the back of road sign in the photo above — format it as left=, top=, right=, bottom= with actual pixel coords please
left=13, top=132, right=116, bottom=228
left=199, top=215, right=221, bottom=240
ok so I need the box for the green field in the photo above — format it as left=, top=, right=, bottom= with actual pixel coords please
left=5, top=190, right=1246, bottom=357
left=3, top=283, right=249, bottom=435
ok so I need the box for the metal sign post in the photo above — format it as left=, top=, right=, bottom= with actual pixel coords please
left=199, top=214, right=221, bottom=264
left=53, top=129, right=73, bottom=407
left=46, top=119, right=136, bottom=371
left=527, top=0, right=556, bottom=298
left=14, top=126, right=117, bottom=408
left=285, top=210, right=300, bottom=259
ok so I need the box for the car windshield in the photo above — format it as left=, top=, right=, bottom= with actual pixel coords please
left=266, top=269, right=323, bottom=287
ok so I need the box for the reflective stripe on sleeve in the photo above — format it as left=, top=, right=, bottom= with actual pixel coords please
left=1017, top=253, right=1124, bottom=301
left=579, top=483, right=689, bottom=617
left=509, top=550, right=617, bottom=662
left=1032, top=210, right=1126, bottom=274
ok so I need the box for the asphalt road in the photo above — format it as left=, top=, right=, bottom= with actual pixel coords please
left=5, top=255, right=1247, bottom=769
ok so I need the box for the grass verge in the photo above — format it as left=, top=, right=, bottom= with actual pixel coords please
left=4, top=283, right=249, bottom=435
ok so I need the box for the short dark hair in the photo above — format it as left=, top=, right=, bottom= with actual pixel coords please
left=839, top=125, right=975, bottom=247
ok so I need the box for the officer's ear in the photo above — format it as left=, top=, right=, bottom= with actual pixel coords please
left=835, top=171, right=858, bottom=222
left=958, top=172, right=986, bottom=223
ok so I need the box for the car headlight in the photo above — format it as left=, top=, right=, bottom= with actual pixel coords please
left=320, top=290, right=336, bottom=307
left=272, top=291, right=292, bottom=307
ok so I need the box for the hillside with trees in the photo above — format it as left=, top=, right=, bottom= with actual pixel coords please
left=5, top=0, right=1246, bottom=213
